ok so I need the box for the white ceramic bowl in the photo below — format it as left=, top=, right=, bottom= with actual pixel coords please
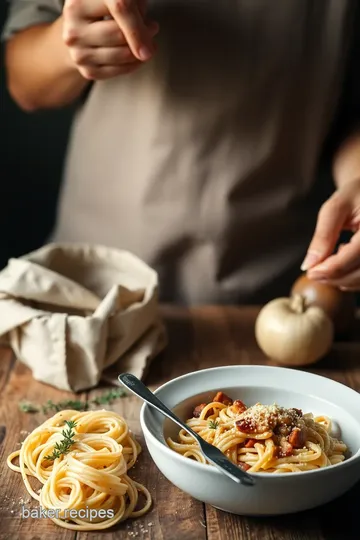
left=140, top=365, right=360, bottom=515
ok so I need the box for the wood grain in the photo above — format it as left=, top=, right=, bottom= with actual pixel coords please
left=206, top=505, right=326, bottom=540
left=0, top=348, right=15, bottom=392
left=0, top=359, right=79, bottom=540
left=0, top=306, right=359, bottom=540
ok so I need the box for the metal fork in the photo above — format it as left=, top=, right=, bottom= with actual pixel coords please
left=118, top=372, right=255, bottom=487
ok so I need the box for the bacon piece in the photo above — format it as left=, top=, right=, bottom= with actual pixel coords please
left=288, top=427, right=306, bottom=449
left=235, top=418, right=256, bottom=433
left=212, top=391, right=233, bottom=406
left=193, top=403, right=207, bottom=418
left=244, top=438, right=256, bottom=448
left=232, top=400, right=247, bottom=414
left=239, top=463, right=251, bottom=471
left=279, top=438, right=293, bottom=457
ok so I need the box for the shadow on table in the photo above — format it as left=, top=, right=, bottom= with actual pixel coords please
left=245, top=480, right=359, bottom=539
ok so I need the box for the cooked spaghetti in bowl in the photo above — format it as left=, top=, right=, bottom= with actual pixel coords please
left=166, top=391, right=348, bottom=473
left=140, top=365, right=360, bottom=516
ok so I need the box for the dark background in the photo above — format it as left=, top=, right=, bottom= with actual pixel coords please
left=0, top=2, right=74, bottom=268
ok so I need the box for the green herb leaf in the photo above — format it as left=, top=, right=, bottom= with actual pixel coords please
left=18, top=401, right=40, bottom=413
left=44, top=420, right=77, bottom=461
left=208, top=420, right=219, bottom=430
left=90, top=388, right=126, bottom=405
left=20, top=388, right=127, bottom=414
left=42, top=399, right=88, bottom=414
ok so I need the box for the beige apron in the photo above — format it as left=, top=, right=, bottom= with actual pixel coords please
left=53, top=0, right=354, bottom=304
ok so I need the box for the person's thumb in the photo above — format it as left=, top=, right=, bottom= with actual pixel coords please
left=301, top=194, right=350, bottom=271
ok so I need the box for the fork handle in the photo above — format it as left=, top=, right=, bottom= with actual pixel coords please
left=118, top=373, right=200, bottom=441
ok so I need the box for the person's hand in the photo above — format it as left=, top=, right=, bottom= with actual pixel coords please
left=301, top=177, right=360, bottom=290
left=62, top=0, right=159, bottom=80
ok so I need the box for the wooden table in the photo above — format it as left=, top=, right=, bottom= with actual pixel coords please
left=1, top=305, right=359, bottom=540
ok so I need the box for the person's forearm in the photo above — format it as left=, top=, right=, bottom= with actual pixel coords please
left=333, top=130, right=360, bottom=188
left=5, top=17, right=89, bottom=112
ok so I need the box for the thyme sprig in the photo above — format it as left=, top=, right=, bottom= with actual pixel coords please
left=19, top=388, right=127, bottom=414
left=18, top=401, right=40, bottom=413
left=91, top=388, right=126, bottom=405
left=208, top=420, right=219, bottom=430
left=44, top=420, right=77, bottom=461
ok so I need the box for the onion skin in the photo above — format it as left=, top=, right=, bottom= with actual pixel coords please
left=291, top=275, right=356, bottom=337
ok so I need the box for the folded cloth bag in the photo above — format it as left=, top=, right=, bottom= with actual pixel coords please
left=0, top=243, right=167, bottom=391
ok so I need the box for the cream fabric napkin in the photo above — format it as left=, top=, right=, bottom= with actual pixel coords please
left=0, top=243, right=167, bottom=391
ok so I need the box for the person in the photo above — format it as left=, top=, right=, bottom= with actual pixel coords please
left=2, top=0, right=360, bottom=304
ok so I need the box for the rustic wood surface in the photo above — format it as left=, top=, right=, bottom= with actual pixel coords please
left=0, top=305, right=359, bottom=540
